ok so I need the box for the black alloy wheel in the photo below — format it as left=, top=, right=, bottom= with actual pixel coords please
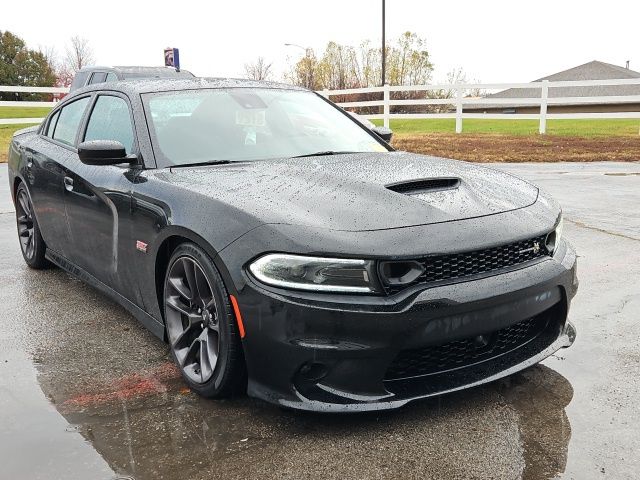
left=164, top=243, right=245, bottom=397
left=15, top=184, right=49, bottom=269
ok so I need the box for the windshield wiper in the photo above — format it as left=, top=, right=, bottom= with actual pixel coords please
left=292, top=151, right=359, bottom=158
left=171, top=160, right=234, bottom=168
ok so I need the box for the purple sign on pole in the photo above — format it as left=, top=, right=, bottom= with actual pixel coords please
left=164, top=47, right=180, bottom=71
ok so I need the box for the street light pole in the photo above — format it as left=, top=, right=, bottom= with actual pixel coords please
left=381, top=0, right=386, bottom=86
left=285, top=43, right=314, bottom=89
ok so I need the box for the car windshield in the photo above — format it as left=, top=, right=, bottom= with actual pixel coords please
left=143, top=88, right=388, bottom=166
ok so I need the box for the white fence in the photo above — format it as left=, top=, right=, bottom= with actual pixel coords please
left=2, top=79, right=640, bottom=134
left=319, top=78, right=640, bottom=134
left=0, top=85, right=69, bottom=125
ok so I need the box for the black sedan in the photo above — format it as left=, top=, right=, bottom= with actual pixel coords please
left=7, top=78, right=578, bottom=412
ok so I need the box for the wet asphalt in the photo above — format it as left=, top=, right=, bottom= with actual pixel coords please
left=0, top=161, right=639, bottom=480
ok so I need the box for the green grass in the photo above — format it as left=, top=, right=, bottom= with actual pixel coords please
left=0, top=106, right=51, bottom=120
left=372, top=118, right=640, bottom=136
left=1, top=124, right=40, bottom=162
left=0, top=106, right=49, bottom=161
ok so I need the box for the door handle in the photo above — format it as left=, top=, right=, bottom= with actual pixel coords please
left=63, top=176, right=74, bottom=192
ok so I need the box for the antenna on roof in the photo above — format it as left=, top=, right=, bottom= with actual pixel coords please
left=626, top=60, right=630, bottom=69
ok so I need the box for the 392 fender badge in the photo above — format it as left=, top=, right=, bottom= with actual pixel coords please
left=136, top=240, right=148, bottom=253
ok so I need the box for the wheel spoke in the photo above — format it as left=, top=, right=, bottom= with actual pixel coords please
left=199, top=338, right=211, bottom=382
left=182, top=259, right=199, bottom=300
left=205, top=298, right=216, bottom=310
left=166, top=296, right=199, bottom=319
left=176, top=334, right=201, bottom=368
left=23, top=231, right=33, bottom=258
left=18, top=193, right=30, bottom=216
left=200, top=329, right=218, bottom=382
left=167, top=303, right=202, bottom=348
left=168, top=276, right=192, bottom=301
left=195, top=267, right=213, bottom=306
left=207, top=328, right=219, bottom=361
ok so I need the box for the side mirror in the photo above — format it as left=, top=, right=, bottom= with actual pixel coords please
left=372, top=126, right=393, bottom=143
left=78, top=140, right=136, bottom=166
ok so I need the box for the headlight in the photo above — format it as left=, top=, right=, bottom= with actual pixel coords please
left=248, top=254, right=379, bottom=293
left=545, top=215, right=563, bottom=253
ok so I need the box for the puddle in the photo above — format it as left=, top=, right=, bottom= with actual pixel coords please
left=34, top=365, right=575, bottom=480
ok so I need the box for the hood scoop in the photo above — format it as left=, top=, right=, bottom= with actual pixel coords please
left=386, top=177, right=460, bottom=195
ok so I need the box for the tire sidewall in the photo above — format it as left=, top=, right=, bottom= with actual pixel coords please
left=16, top=184, right=48, bottom=269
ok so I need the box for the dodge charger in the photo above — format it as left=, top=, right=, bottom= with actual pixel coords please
left=7, top=78, right=578, bottom=411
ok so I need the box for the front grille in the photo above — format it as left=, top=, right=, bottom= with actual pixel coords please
left=385, top=315, right=549, bottom=381
left=383, top=235, right=550, bottom=294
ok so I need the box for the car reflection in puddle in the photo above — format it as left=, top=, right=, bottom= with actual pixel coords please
left=36, top=360, right=572, bottom=480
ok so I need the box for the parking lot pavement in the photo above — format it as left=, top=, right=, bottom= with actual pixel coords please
left=0, top=162, right=639, bottom=479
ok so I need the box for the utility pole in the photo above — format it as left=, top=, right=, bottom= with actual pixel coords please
left=285, top=43, right=313, bottom=89
left=381, top=0, right=386, bottom=86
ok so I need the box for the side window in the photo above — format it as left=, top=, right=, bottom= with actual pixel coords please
left=84, top=95, right=135, bottom=154
left=88, top=72, right=107, bottom=84
left=105, top=72, right=118, bottom=82
left=45, top=110, right=60, bottom=137
left=52, top=97, right=91, bottom=146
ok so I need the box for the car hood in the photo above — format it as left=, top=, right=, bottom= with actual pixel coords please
left=162, top=151, right=539, bottom=232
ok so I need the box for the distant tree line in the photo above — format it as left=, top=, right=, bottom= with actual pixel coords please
left=0, top=31, right=94, bottom=100
left=244, top=32, right=482, bottom=114
left=0, top=31, right=56, bottom=101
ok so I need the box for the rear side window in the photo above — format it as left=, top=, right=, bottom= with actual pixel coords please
left=88, top=72, right=107, bottom=84
left=45, top=110, right=60, bottom=137
left=84, top=95, right=134, bottom=154
left=70, top=71, right=90, bottom=90
left=52, top=97, right=90, bottom=146
left=105, top=72, right=118, bottom=82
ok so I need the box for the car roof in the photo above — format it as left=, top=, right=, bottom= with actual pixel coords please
left=77, top=66, right=195, bottom=77
left=69, top=77, right=308, bottom=96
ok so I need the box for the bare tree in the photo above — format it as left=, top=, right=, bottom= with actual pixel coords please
left=244, top=57, right=273, bottom=81
left=64, top=36, right=94, bottom=73
left=38, top=45, right=58, bottom=70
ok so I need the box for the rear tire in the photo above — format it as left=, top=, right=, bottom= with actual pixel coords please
left=163, top=242, right=246, bottom=398
left=15, top=183, right=50, bottom=269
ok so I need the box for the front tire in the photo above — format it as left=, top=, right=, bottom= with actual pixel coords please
left=15, top=184, right=50, bottom=269
left=163, top=243, right=246, bottom=398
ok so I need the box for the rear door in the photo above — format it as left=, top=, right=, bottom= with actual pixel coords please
left=62, top=92, right=142, bottom=303
left=26, top=96, right=92, bottom=258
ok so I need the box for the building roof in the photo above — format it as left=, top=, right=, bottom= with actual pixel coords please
left=468, top=61, right=640, bottom=109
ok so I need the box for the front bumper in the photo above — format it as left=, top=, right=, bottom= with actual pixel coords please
left=235, top=241, right=578, bottom=412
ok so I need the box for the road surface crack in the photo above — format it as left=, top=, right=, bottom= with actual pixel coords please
left=566, top=219, right=640, bottom=242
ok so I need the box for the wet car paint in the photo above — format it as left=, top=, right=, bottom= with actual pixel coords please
left=1, top=162, right=639, bottom=479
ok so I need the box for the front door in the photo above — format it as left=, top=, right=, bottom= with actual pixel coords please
left=62, top=93, right=142, bottom=305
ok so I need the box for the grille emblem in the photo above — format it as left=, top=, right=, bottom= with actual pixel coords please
left=519, top=241, right=540, bottom=255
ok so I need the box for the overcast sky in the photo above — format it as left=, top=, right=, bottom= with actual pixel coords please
left=4, top=0, right=639, bottom=83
